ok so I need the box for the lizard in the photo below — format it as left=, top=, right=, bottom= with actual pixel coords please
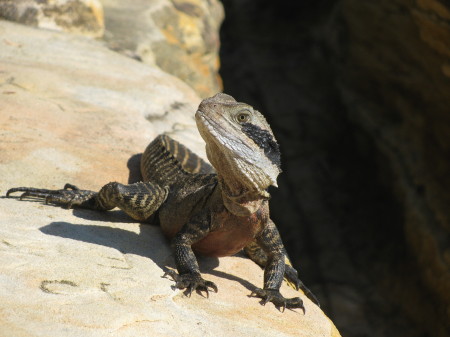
left=6, top=93, right=319, bottom=311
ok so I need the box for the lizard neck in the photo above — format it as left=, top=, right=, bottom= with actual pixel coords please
left=218, top=175, right=269, bottom=216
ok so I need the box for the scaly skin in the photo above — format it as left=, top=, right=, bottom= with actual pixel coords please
left=6, top=93, right=319, bottom=311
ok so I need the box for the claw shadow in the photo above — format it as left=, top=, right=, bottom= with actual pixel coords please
left=199, top=257, right=263, bottom=292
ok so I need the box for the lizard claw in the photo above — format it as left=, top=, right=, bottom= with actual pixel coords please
left=250, top=288, right=305, bottom=313
left=163, top=270, right=218, bottom=298
left=63, top=184, right=80, bottom=191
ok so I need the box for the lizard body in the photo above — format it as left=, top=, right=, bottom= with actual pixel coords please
left=7, top=93, right=318, bottom=311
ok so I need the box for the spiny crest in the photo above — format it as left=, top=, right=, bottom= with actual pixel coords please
left=203, top=93, right=236, bottom=105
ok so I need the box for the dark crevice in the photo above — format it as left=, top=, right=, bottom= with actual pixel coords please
left=219, top=1, right=444, bottom=336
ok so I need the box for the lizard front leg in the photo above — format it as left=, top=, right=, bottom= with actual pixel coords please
left=165, top=211, right=218, bottom=297
left=251, top=220, right=305, bottom=312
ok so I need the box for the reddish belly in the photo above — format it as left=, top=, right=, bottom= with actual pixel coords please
left=192, top=209, right=264, bottom=257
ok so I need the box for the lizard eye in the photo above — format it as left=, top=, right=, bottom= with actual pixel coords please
left=236, top=112, right=250, bottom=124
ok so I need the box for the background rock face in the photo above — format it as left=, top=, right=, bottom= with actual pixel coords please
left=0, top=20, right=339, bottom=337
left=0, top=0, right=224, bottom=98
left=99, top=0, right=224, bottom=98
left=219, top=1, right=450, bottom=337
left=0, top=0, right=104, bottom=37
left=336, top=1, right=450, bottom=335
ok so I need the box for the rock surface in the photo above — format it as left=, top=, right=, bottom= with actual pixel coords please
left=0, top=21, right=340, bottom=337
left=0, top=0, right=104, bottom=38
left=99, top=0, right=224, bottom=98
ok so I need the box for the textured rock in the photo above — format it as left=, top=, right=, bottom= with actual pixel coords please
left=0, top=21, right=339, bottom=337
left=99, top=0, right=224, bottom=98
left=0, top=0, right=104, bottom=38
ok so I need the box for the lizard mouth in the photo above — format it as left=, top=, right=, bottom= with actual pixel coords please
left=196, top=111, right=228, bottom=140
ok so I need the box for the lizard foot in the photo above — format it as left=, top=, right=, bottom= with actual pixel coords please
left=284, top=265, right=320, bottom=307
left=6, top=184, right=96, bottom=209
left=163, top=270, right=218, bottom=298
left=250, top=288, right=305, bottom=313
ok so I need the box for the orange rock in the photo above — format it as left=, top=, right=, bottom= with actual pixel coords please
left=0, top=0, right=105, bottom=38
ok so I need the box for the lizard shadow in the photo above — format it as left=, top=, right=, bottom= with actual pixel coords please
left=127, top=153, right=143, bottom=184
left=39, top=214, right=258, bottom=293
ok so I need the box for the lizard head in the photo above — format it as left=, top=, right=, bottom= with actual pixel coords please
left=195, top=93, right=281, bottom=198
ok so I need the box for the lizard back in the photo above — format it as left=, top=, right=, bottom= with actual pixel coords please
left=140, top=134, right=214, bottom=186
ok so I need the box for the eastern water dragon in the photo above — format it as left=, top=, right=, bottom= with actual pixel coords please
left=7, top=93, right=319, bottom=311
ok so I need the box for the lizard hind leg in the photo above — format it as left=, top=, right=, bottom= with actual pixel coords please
left=245, top=240, right=298, bottom=284
left=244, top=240, right=320, bottom=307
left=6, top=181, right=168, bottom=222
left=6, top=184, right=98, bottom=209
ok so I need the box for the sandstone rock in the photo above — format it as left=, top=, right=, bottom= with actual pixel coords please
left=99, top=0, right=224, bottom=98
left=0, top=21, right=340, bottom=337
left=0, top=0, right=104, bottom=38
